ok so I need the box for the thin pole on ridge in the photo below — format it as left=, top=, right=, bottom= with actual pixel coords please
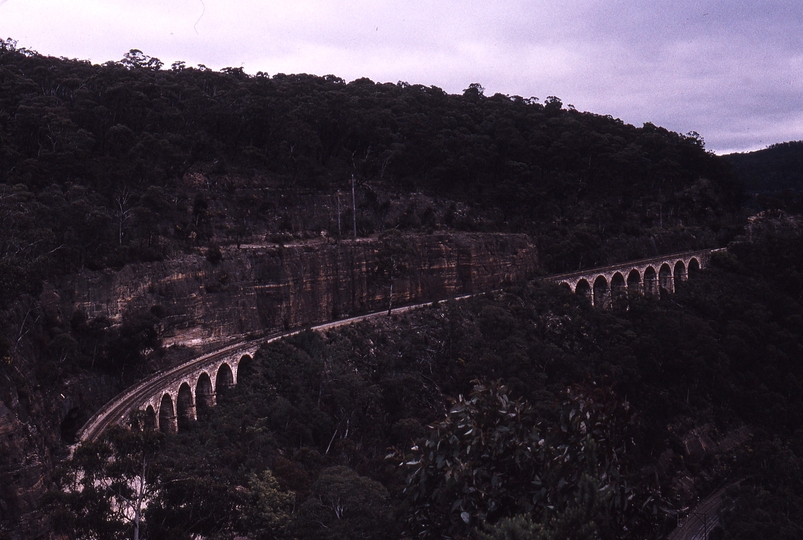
left=351, top=174, right=357, bottom=241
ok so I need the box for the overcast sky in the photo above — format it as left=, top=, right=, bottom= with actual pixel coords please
left=1, top=0, right=801, bottom=154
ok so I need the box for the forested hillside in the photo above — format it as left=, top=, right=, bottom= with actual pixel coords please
left=0, top=39, right=742, bottom=303
left=724, top=141, right=803, bottom=210
left=51, top=229, right=803, bottom=540
left=0, top=40, right=772, bottom=539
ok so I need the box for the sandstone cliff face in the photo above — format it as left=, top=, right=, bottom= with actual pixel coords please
left=61, top=233, right=538, bottom=350
left=0, top=233, right=535, bottom=538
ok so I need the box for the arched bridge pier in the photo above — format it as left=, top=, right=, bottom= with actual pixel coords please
left=135, top=352, right=249, bottom=434
left=76, top=342, right=260, bottom=441
left=547, top=250, right=716, bottom=308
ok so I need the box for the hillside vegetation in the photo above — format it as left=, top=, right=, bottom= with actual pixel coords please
left=0, top=41, right=780, bottom=540
left=51, top=230, right=803, bottom=539
left=724, top=141, right=803, bottom=211
left=0, top=40, right=741, bottom=303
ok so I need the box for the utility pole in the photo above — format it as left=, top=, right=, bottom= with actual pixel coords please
left=351, top=174, right=357, bottom=241
left=336, top=190, right=342, bottom=239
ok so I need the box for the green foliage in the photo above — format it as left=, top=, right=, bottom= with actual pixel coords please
left=240, top=470, right=296, bottom=540
left=724, top=140, right=803, bottom=200
left=295, top=466, right=394, bottom=539
left=0, top=44, right=742, bottom=302
left=120, top=49, right=163, bottom=71
left=478, top=475, right=605, bottom=540
left=146, top=473, right=240, bottom=540
left=401, top=381, right=647, bottom=538
left=102, top=308, right=162, bottom=383
left=12, top=43, right=803, bottom=540
left=50, top=424, right=164, bottom=540
left=478, top=514, right=547, bottom=540
left=403, top=381, right=547, bottom=534
left=719, top=437, right=803, bottom=539
left=43, top=231, right=803, bottom=538
left=206, top=242, right=223, bottom=264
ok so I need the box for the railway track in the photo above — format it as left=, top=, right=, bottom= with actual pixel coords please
left=76, top=246, right=714, bottom=444
left=76, top=297, right=471, bottom=443
left=76, top=339, right=264, bottom=442
left=667, top=482, right=740, bottom=540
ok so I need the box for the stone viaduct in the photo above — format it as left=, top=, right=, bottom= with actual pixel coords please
left=76, top=303, right=441, bottom=442
left=547, top=249, right=717, bottom=308
left=76, top=341, right=262, bottom=441
left=136, top=347, right=254, bottom=434
left=77, top=249, right=718, bottom=441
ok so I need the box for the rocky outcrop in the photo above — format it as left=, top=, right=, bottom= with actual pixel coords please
left=0, top=232, right=537, bottom=538
left=60, top=233, right=538, bottom=350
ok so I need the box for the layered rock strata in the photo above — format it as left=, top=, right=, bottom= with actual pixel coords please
left=62, top=233, right=538, bottom=349
left=1, top=232, right=537, bottom=538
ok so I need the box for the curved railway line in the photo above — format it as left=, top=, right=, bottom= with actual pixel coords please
left=76, top=249, right=715, bottom=444
left=76, top=299, right=468, bottom=443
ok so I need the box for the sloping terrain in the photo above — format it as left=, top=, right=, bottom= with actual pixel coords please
left=0, top=42, right=771, bottom=539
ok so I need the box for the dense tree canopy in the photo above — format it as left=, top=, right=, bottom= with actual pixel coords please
left=724, top=141, right=803, bottom=213
left=48, top=228, right=803, bottom=539
left=0, top=40, right=743, bottom=306
left=6, top=38, right=797, bottom=540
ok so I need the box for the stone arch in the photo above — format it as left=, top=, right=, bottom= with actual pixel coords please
left=593, top=275, right=609, bottom=308
left=659, top=263, right=673, bottom=292
left=575, top=279, right=591, bottom=302
left=158, top=393, right=177, bottom=434
left=688, top=257, right=700, bottom=273
left=216, top=362, right=234, bottom=391
left=674, top=261, right=687, bottom=284
left=627, top=269, right=641, bottom=294
left=176, top=382, right=196, bottom=430
left=237, top=354, right=256, bottom=382
left=196, top=372, right=215, bottom=410
left=233, top=354, right=250, bottom=384
left=610, top=272, right=626, bottom=305
left=643, top=266, right=657, bottom=296
left=144, top=405, right=157, bottom=431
